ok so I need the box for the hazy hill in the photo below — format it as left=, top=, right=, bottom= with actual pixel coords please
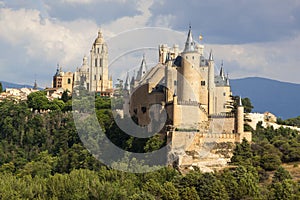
left=231, top=77, right=300, bottom=119
left=0, top=81, right=37, bottom=90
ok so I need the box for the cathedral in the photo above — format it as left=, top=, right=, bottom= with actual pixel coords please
left=74, top=30, right=113, bottom=96
left=124, top=26, right=251, bottom=170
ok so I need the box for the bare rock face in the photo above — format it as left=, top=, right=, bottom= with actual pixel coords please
left=169, top=131, right=235, bottom=172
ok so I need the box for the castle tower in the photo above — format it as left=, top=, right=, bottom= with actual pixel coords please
left=208, top=50, right=215, bottom=114
left=165, top=53, right=177, bottom=103
left=90, top=30, right=109, bottom=92
left=177, top=26, right=201, bottom=102
left=237, top=96, right=244, bottom=134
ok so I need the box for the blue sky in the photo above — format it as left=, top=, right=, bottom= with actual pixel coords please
left=0, top=0, right=300, bottom=87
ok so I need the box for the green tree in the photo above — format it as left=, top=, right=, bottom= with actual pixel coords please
left=233, top=166, right=261, bottom=199
left=231, top=138, right=253, bottom=165
left=27, top=91, right=49, bottom=112
left=0, top=82, right=3, bottom=93
left=270, top=179, right=299, bottom=200
left=242, top=97, right=253, bottom=113
left=60, top=90, right=69, bottom=103
left=272, top=166, right=292, bottom=183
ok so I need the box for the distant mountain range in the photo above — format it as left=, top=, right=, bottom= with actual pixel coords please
left=1, top=81, right=35, bottom=90
left=1, top=77, right=299, bottom=119
left=230, top=77, right=300, bottom=120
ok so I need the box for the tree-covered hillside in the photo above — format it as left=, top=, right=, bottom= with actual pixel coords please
left=0, top=93, right=299, bottom=199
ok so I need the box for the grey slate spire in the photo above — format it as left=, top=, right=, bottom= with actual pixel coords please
left=239, top=96, right=243, bottom=106
left=209, top=50, right=214, bottom=61
left=226, top=73, right=230, bottom=86
left=124, top=72, right=130, bottom=91
left=136, top=54, right=147, bottom=81
left=183, top=25, right=195, bottom=52
left=220, top=61, right=225, bottom=79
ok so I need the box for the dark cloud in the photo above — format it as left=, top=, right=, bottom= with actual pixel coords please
left=149, top=0, right=300, bottom=44
left=45, top=0, right=141, bottom=25
left=2, top=0, right=142, bottom=25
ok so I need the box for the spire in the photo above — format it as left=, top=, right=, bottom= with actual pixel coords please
left=226, top=73, right=230, bottom=86
left=220, top=67, right=224, bottom=78
left=220, top=61, right=225, bottom=79
left=136, top=54, right=147, bottom=81
left=32, top=79, right=37, bottom=90
left=238, top=96, right=243, bottom=106
left=209, top=50, right=214, bottom=61
left=124, top=72, right=130, bottom=91
left=130, top=70, right=135, bottom=85
left=55, top=64, right=60, bottom=76
left=183, top=25, right=195, bottom=52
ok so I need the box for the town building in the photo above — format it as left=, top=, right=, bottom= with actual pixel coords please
left=52, top=66, right=74, bottom=93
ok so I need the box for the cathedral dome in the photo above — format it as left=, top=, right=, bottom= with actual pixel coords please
left=80, top=55, right=89, bottom=72
left=94, top=30, right=104, bottom=44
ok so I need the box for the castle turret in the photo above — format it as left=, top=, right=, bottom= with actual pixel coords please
left=184, top=25, right=195, bottom=52
left=220, top=61, right=225, bottom=80
left=136, top=55, right=147, bottom=81
left=237, top=96, right=244, bottom=134
left=165, top=53, right=176, bottom=102
left=130, top=72, right=135, bottom=91
left=177, top=26, right=201, bottom=102
left=124, top=72, right=130, bottom=92
left=208, top=50, right=215, bottom=114
left=172, top=93, right=179, bottom=126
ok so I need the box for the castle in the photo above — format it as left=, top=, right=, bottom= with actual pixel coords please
left=124, top=26, right=251, bottom=170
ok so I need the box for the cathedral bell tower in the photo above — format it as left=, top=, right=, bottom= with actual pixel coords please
left=90, top=30, right=109, bottom=92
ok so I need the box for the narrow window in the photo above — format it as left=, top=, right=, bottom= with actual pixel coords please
left=95, top=59, right=97, bottom=67
left=100, top=58, right=103, bottom=67
left=201, top=81, right=205, bottom=86
left=68, top=78, right=71, bottom=84
left=94, top=75, right=96, bottom=80
left=141, top=106, right=147, bottom=113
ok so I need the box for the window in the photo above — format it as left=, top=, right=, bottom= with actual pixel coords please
left=141, top=106, right=147, bottom=113
left=174, top=80, right=177, bottom=86
left=201, top=81, right=205, bottom=86
left=97, top=48, right=99, bottom=53
left=95, top=59, right=97, bottom=67
left=68, top=78, right=71, bottom=84
left=100, top=75, right=102, bottom=80
left=223, top=92, right=226, bottom=96
left=100, top=58, right=103, bottom=67
left=94, top=75, right=96, bottom=80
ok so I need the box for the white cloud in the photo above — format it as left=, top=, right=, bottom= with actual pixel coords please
left=0, top=7, right=100, bottom=86
left=102, top=0, right=153, bottom=36
left=207, top=32, right=300, bottom=83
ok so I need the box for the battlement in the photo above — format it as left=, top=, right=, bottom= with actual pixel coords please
left=209, top=113, right=235, bottom=118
